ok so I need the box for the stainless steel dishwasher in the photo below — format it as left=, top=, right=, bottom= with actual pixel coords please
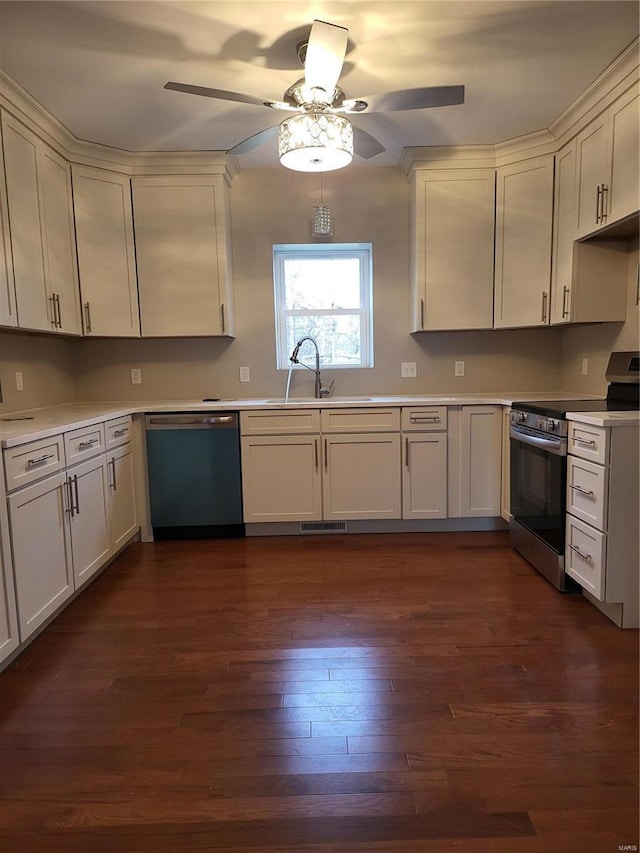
left=145, top=412, right=244, bottom=539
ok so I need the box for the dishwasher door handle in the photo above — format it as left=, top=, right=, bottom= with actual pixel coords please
left=146, top=415, right=236, bottom=427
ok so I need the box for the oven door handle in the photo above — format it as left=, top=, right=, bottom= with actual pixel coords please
left=510, top=425, right=567, bottom=456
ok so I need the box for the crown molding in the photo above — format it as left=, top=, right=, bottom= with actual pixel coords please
left=398, top=145, right=496, bottom=176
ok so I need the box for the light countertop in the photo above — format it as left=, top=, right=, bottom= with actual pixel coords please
left=566, top=410, right=640, bottom=427
left=0, top=392, right=628, bottom=448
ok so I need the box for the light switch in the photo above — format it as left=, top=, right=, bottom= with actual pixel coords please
left=401, top=362, right=417, bottom=378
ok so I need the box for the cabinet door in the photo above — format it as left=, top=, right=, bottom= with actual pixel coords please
left=68, top=456, right=111, bottom=588
left=8, top=473, right=73, bottom=640
left=38, top=145, right=82, bottom=335
left=411, top=169, right=494, bottom=331
left=133, top=175, right=233, bottom=337
left=0, top=525, right=19, bottom=665
left=107, top=444, right=138, bottom=551
left=550, top=141, right=576, bottom=325
left=402, top=433, right=447, bottom=519
left=575, top=113, right=608, bottom=239
left=448, top=406, right=502, bottom=518
left=1, top=111, right=50, bottom=331
left=0, top=124, right=17, bottom=328
left=241, top=435, right=322, bottom=523
left=606, top=85, right=639, bottom=226
left=323, top=433, right=401, bottom=520
left=566, top=514, right=606, bottom=600
left=72, top=165, right=140, bottom=337
left=494, top=156, right=554, bottom=328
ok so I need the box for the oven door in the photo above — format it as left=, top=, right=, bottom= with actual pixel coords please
left=510, top=424, right=567, bottom=554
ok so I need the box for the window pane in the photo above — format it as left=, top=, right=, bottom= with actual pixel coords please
left=283, top=258, right=361, bottom=309
left=286, top=315, right=362, bottom=366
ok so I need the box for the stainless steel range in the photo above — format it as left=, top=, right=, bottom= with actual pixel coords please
left=509, top=351, right=639, bottom=591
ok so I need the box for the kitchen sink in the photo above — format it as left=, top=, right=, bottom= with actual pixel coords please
left=265, top=396, right=373, bottom=404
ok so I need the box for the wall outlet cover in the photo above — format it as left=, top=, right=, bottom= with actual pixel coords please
left=401, top=362, right=417, bottom=378
left=240, top=366, right=251, bottom=383
left=130, top=368, right=142, bottom=385
left=455, top=361, right=465, bottom=377
left=15, top=371, right=23, bottom=391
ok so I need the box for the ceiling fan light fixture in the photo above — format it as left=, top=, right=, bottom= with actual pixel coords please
left=278, top=112, right=353, bottom=172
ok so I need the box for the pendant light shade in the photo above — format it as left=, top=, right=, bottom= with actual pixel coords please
left=279, top=113, right=353, bottom=172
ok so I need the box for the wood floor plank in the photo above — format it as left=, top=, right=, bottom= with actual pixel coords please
left=0, top=531, right=637, bottom=852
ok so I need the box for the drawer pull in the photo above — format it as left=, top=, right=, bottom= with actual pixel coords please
left=26, top=453, right=55, bottom=468
left=569, top=543, right=593, bottom=564
left=113, top=427, right=129, bottom=437
left=570, top=484, right=595, bottom=499
left=410, top=416, right=441, bottom=424
left=574, top=438, right=597, bottom=447
left=78, top=438, right=99, bottom=449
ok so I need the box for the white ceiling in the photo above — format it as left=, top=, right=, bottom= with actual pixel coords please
left=0, top=1, right=638, bottom=169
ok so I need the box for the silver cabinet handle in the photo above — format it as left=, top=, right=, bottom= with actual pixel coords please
left=601, top=184, right=608, bottom=223
left=570, top=483, right=595, bottom=498
left=541, top=291, right=548, bottom=323
left=410, top=416, right=441, bottom=424
left=27, top=453, right=55, bottom=468
left=562, top=286, right=570, bottom=319
left=73, top=474, right=80, bottom=514
left=78, top=438, right=98, bottom=449
left=420, top=298, right=425, bottom=330
left=113, top=427, right=129, bottom=436
left=405, top=436, right=410, bottom=469
left=324, top=438, right=328, bottom=471
left=65, top=477, right=75, bottom=516
left=109, top=457, right=117, bottom=491
left=574, top=437, right=597, bottom=447
left=49, top=294, right=57, bottom=328
left=314, top=438, right=318, bottom=470
left=635, top=262, right=639, bottom=306
left=595, top=184, right=602, bottom=223
left=221, top=303, right=226, bottom=334
left=55, top=293, right=62, bottom=328
left=569, top=543, right=593, bottom=564
left=84, top=301, right=92, bottom=334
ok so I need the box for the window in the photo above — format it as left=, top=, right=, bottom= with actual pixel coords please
left=273, top=243, right=373, bottom=370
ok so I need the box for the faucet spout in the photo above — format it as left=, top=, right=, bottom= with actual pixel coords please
left=289, top=336, right=323, bottom=398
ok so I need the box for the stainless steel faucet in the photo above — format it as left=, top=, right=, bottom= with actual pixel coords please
left=290, top=336, right=333, bottom=399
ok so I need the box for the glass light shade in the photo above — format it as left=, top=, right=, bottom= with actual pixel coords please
left=312, top=205, right=333, bottom=237
left=279, top=113, right=353, bottom=172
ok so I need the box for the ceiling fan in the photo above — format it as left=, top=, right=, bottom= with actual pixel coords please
left=164, top=19, right=465, bottom=170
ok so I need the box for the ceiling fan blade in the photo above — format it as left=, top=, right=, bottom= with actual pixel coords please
left=228, top=125, right=279, bottom=156
left=345, top=85, right=465, bottom=113
left=164, top=81, right=270, bottom=108
left=303, top=20, right=348, bottom=97
left=352, top=126, right=385, bottom=159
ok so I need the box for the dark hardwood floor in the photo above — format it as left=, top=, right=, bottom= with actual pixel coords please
left=0, top=531, right=638, bottom=852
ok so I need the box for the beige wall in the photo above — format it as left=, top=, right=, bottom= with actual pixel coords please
left=0, top=331, right=76, bottom=414
left=560, top=240, right=640, bottom=394
left=74, top=167, right=563, bottom=403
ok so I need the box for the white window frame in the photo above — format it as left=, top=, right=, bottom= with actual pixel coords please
left=273, top=242, right=373, bottom=370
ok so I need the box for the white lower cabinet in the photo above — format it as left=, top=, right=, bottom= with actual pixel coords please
left=8, top=472, right=73, bottom=640
left=108, top=444, right=138, bottom=550
left=323, top=433, right=402, bottom=520
left=0, top=519, right=19, bottom=666
left=448, top=406, right=502, bottom=517
left=67, top=455, right=111, bottom=588
left=565, top=421, right=639, bottom=628
left=402, top=432, right=447, bottom=519
left=241, top=435, right=322, bottom=523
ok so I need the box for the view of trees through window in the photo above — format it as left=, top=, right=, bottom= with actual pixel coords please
left=273, top=244, right=373, bottom=370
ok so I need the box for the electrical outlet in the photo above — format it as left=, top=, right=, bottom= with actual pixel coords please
left=454, top=361, right=465, bottom=377
left=239, top=366, right=251, bottom=383
left=15, top=371, right=23, bottom=391
left=401, top=362, right=417, bottom=378
left=581, top=357, right=588, bottom=376
left=130, top=368, right=142, bottom=385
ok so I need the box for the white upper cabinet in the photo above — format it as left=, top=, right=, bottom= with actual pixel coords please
left=1, top=111, right=81, bottom=335
left=550, top=140, right=628, bottom=325
left=575, top=84, right=639, bottom=239
left=0, top=124, right=17, bottom=329
left=410, top=168, right=495, bottom=331
left=72, top=165, right=140, bottom=337
left=494, top=155, right=554, bottom=329
left=132, top=174, right=234, bottom=337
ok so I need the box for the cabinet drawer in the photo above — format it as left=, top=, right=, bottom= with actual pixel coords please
left=566, top=514, right=606, bottom=600
left=240, top=409, right=321, bottom=435
left=105, top=416, right=132, bottom=449
left=3, top=435, right=65, bottom=491
left=568, top=422, right=609, bottom=464
left=567, top=455, right=608, bottom=531
left=401, top=406, right=447, bottom=431
left=64, top=423, right=105, bottom=465
left=321, top=407, right=400, bottom=433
